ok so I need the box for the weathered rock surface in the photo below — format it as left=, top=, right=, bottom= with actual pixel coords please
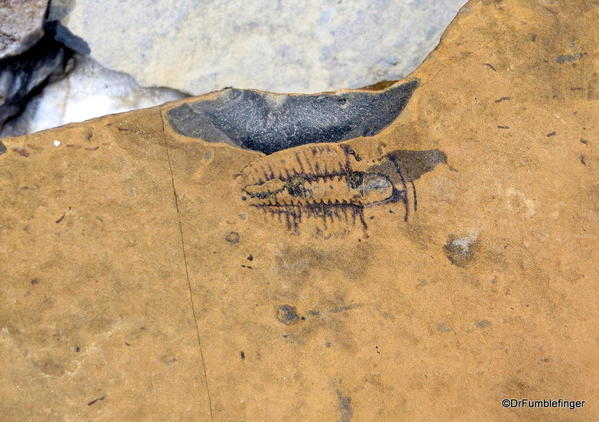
left=1, top=55, right=187, bottom=138
left=0, top=35, right=68, bottom=128
left=0, top=0, right=48, bottom=59
left=49, top=0, right=467, bottom=94
left=1, top=0, right=598, bottom=421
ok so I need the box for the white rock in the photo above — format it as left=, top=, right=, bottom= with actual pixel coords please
left=1, top=55, right=187, bottom=137
left=50, top=0, right=468, bottom=94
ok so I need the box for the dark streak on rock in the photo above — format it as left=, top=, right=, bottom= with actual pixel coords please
left=46, top=21, right=91, bottom=55
left=546, top=131, right=556, bottom=137
left=12, top=147, right=29, bottom=157
left=329, top=304, right=363, bottom=314
left=55, top=213, right=65, bottom=224
left=579, top=154, right=586, bottom=166
left=483, top=63, right=497, bottom=72
left=240, top=351, right=245, bottom=360
left=494, top=96, right=511, bottom=103
left=166, top=80, right=419, bottom=154
left=497, top=125, right=510, bottom=129
left=87, top=396, right=105, bottom=406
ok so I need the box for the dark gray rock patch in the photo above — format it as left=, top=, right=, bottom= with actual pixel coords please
left=336, top=389, right=353, bottom=422
left=46, top=21, right=91, bottom=55
left=166, top=80, right=419, bottom=154
left=276, top=305, right=299, bottom=325
left=368, top=149, right=447, bottom=184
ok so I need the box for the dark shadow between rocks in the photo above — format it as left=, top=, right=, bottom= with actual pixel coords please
left=166, top=79, right=419, bottom=154
left=0, top=34, right=70, bottom=129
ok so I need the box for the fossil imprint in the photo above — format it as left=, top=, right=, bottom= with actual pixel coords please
left=239, top=144, right=447, bottom=233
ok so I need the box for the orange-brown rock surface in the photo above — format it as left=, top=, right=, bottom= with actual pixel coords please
left=1, top=0, right=597, bottom=420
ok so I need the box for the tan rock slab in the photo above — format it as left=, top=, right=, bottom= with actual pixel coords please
left=1, top=0, right=598, bottom=420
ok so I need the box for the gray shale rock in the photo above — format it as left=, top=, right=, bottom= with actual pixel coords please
left=50, top=0, right=468, bottom=94
left=0, top=0, right=49, bottom=59
left=166, top=80, right=418, bottom=154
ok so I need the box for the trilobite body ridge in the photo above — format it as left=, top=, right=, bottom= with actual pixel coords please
left=243, top=171, right=394, bottom=207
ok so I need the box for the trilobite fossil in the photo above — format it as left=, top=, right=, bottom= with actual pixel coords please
left=239, top=143, right=446, bottom=234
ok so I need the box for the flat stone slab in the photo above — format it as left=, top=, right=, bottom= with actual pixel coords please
left=1, top=0, right=597, bottom=420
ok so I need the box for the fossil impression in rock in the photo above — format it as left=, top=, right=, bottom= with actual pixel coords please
left=239, top=143, right=447, bottom=234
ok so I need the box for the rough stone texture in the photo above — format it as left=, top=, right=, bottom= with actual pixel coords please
left=0, top=35, right=68, bottom=128
left=0, top=0, right=48, bottom=59
left=1, top=55, right=187, bottom=138
left=1, top=0, right=598, bottom=421
left=49, top=0, right=467, bottom=94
